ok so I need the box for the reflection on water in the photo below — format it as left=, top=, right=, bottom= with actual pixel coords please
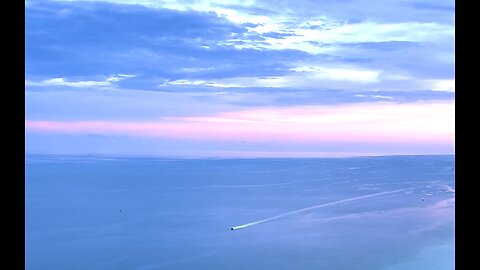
left=26, top=155, right=454, bottom=270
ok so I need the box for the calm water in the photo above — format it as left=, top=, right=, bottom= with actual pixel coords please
left=26, top=155, right=455, bottom=269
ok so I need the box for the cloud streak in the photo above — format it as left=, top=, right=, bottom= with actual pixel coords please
left=162, top=65, right=381, bottom=88
left=26, top=100, right=454, bottom=145
left=228, top=21, right=453, bottom=55
left=26, top=74, right=135, bottom=88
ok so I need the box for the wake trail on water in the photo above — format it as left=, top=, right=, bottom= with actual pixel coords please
left=230, top=188, right=410, bottom=230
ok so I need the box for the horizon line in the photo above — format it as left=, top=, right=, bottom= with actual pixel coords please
left=24, top=152, right=455, bottom=160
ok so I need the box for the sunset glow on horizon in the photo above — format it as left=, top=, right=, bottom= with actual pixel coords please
left=26, top=101, right=454, bottom=147
left=25, top=0, right=454, bottom=157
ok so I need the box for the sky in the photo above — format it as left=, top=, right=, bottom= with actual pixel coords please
left=25, top=0, right=455, bottom=157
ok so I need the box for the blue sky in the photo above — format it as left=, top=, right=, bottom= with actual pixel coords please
left=25, top=0, right=455, bottom=157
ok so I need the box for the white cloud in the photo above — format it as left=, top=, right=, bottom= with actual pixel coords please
left=53, top=0, right=264, bottom=23
left=105, top=74, right=136, bottom=82
left=430, top=79, right=455, bottom=92
left=25, top=74, right=135, bottom=88
left=162, top=70, right=455, bottom=92
left=163, top=79, right=207, bottom=86
left=310, top=21, right=453, bottom=43
left=181, top=67, right=214, bottom=73
left=371, top=95, right=393, bottom=100
left=47, top=0, right=454, bottom=92
left=162, top=65, right=380, bottom=89
left=290, top=65, right=380, bottom=83
left=57, top=8, right=72, bottom=16
left=55, top=1, right=454, bottom=54
left=27, top=77, right=112, bottom=87
left=355, top=94, right=394, bottom=100
left=227, top=21, right=454, bottom=54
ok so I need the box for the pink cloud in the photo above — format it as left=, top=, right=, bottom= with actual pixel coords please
left=25, top=101, right=454, bottom=145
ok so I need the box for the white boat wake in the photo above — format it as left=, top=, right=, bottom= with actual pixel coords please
left=230, top=188, right=410, bottom=230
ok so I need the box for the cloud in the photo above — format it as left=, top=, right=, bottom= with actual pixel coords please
left=253, top=0, right=455, bottom=24
left=26, top=0, right=454, bottom=94
left=26, top=100, right=454, bottom=145
left=162, top=64, right=381, bottom=89
left=160, top=64, right=455, bottom=93
left=430, top=79, right=455, bottom=92
left=42, top=1, right=454, bottom=56
left=25, top=85, right=454, bottom=127
left=355, top=94, right=393, bottom=100
left=25, top=1, right=455, bottom=156
left=26, top=1, right=252, bottom=77
left=228, top=21, right=453, bottom=55
left=290, top=65, right=380, bottom=83
left=25, top=74, right=135, bottom=88
left=50, top=0, right=455, bottom=25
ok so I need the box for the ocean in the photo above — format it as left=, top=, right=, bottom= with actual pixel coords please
left=25, top=155, right=455, bottom=269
